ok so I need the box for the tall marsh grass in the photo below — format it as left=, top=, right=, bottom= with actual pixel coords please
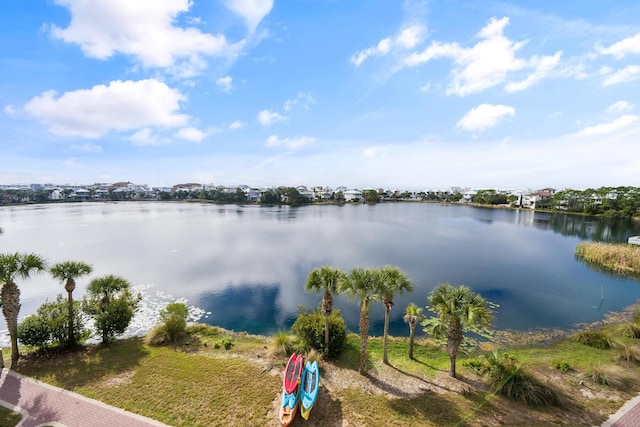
left=575, top=242, right=640, bottom=274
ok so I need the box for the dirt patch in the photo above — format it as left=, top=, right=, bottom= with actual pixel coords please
left=101, top=370, right=135, bottom=388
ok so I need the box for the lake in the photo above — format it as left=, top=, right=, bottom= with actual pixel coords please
left=1, top=201, right=640, bottom=339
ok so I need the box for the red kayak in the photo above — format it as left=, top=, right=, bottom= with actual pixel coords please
left=282, top=353, right=304, bottom=394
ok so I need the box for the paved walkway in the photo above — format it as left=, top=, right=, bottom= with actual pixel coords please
left=0, top=368, right=168, bottom=427
left=601, top=392, right=640, bottom=427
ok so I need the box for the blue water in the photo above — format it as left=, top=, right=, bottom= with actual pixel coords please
left=1, top=202, right=639, bottom=337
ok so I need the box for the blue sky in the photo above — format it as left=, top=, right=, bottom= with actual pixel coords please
left=2, top=0, right=640, bottom=190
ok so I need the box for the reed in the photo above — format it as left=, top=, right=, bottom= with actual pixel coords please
left=575, top=242, right=640, bottom=274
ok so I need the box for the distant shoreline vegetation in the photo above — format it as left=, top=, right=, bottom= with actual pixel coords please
left=2, top=185, right=640, bottom=218
left=576, top=242, right=640, bottom=276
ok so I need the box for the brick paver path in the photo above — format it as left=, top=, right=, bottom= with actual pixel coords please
left=602, top=392, right=640, bottom=427
left=0, top=368, right=168, bottom=427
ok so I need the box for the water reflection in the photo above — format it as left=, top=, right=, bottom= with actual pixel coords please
left=1, top=202, right=640, bottom=337
left=196, top=283, right=290, bottom=335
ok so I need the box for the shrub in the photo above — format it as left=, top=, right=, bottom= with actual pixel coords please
left=572, top=330, right=611, bottom=349
left=305, top=348, right=323, bottom=364
left=82, top=275, right=141, bottom=344
left=17, top=314, right=50, bottom=348
left=552, top=360, right=571, bottom=372
left=162, top=302, right=189, bottom=344
left=588, top=365, right=628, bottom=390
left=616, top=345, right=640, bottom=364
left=479, top=351, right=564, bottom=408
left=273, top=330, right=295, bottom=357
left=18, top=296, right=89, bottom=349
left=622, top=322, right=640, bottom=339
left=291, top=307, right=346, bottom=358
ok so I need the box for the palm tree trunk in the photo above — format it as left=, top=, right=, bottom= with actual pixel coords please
left=408, top=324, right=415, bottom=359
left=447, top=318, right=463, bottom=378
left=382, top=305, right=390, bottom=364
left=323, top=312, right=330, bottom=354
left=359, top=305, right=369, bottom=374
left=1, top=281, right=20, bottom=367
left=67, top=290, right=75, bottom=348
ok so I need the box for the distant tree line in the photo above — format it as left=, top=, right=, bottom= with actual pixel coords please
left=549, top=187, right=640, bottom=218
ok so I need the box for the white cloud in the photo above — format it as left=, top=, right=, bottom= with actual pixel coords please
left=24, top=79, right=189, bottom=138
left=457, top=104, right=515, bottom=132
left=223, top=0, right=273, bottom=33
left=3, top=104, right=16, bottom=116
left=129, top=128, right=158, bottom=146
left=505, top=52, right=562, bottom=92
left=351, top=24, right=427, bottom=66
left=175, top=126, right=206, bottom=142
left=283, top=93, right=316, bottom=111
left=229, top=120, right=246, bottom=130
left=608, top=101, right=634, bottom=114
left=71, top=142, right=102, bottom=153
left=266, top=135, right=315, bottom=150
left=50, top=0, right=242, bottom=75
left=574, top=115, right=638, bottom=138
left=216, top=76, right=233, bottom=92
left=257, top=109, right=287, bottom=126
left=602, top=65, right=640, bottom=86
left=405, top=17, right=561, bottom=96
left=597, top=32, right=640, bottom=59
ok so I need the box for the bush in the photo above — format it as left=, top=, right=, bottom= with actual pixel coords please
left=622, top=322, right=640, bottom=339
left=18, top=314, right=50, bottom=348
left=291, top=307, right=346, bottom=358
left=18, top=296, right=89, bottom=349
left=273, top=330, right=295, bottom=357
left=552, top=360, right=571, bottom=372
left=477, top=351, right=564, bottom=408
left=572, top=330, right=612, bottom=349
left=588, top=365, right=628, bottom=389
left=145, top=302, right=190, bottom=346
left=82, top=275, right=141, bottom=344
left=616, top=345, right=640, bottom=363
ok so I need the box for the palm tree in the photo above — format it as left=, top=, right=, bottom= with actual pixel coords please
left=423, top=284, right=493, bottom=378
left=378, top=266, right=413, bottom=365
left=0, top=252, right=46, bottom=367
left=403, top=303, right=424, bottom=360
left=340, top=267, right=381, bottom=374
left=304, top=266, right=347, bottom=354
left=50, top=261, right=93, bottom=348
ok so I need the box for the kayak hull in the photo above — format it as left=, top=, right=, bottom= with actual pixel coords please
left=300, top=361, right=320, bottom=420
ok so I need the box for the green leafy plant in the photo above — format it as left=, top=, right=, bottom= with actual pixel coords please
left=571, top=330, right=611, bottom=349
left=273, top=330, right=295, bottom=356
left=82, top=275, right=141, bottom=344
left=472, top=351, right=565, bottom=408
left=146, top=302, right=190, bottom=346
left=291, top=306, right=346, bottom=358
left=18, top=296, right=89, bottom=349
left=552, top=360, right=571, bottom=372
left=622, top=322, right=640, bottom=339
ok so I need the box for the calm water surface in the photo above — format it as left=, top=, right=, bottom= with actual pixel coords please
left=1, top=202, right=640, bottom=337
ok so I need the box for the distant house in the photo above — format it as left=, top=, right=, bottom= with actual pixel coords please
left=522, top=188, right=556, bottom=209
left=344, top=189, right=362, bottom=201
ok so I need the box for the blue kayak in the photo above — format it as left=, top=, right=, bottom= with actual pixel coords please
left=300, top=361, right=320, bottom=420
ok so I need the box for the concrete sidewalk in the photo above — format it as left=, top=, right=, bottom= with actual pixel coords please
left=0, top=368, right=168, bottom=427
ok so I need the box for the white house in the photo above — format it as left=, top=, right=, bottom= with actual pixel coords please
left=344, top=189, right=362, bottom=201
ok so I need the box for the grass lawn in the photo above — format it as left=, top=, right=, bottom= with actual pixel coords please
left=0, top=406, right=22, bottom=427
left=12, top=324, right=640, bottom=426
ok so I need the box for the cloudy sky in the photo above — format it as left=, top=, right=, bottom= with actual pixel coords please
left=2, top=0, right=640, bottom=190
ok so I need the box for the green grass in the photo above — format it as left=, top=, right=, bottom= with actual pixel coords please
left=0, top=407, right=22, bottom=427
left=13, top=324, right=640, bottom=427
left=17, top=338, right=279, bottom=427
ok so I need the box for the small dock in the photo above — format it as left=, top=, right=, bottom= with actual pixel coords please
left=629, top=236, right=640, bottom=246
